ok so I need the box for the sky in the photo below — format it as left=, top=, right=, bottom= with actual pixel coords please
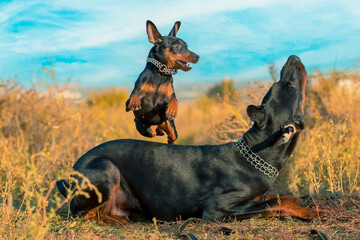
left=0, top=0, right=359, bottom=89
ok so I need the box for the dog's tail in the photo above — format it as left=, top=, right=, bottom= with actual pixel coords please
left=56, top=179, right=75, bottom=198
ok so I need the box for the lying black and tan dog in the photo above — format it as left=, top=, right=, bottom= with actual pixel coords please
left=57, top=55, right=325, bottom=224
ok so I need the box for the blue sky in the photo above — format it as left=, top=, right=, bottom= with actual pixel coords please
left=0, top=0, right=359, bottom=89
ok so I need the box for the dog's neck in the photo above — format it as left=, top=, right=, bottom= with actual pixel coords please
left=147, top=48, right=177, bottom=76
left=147, top=57, right=177, bottom=75
left=234, top=138, right=279, bottom=179
left=242, top=126, right=298, bottom=172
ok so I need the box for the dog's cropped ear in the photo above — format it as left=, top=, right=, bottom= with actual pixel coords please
left=247, top=105, right=265, bottom=129
left=168, top=21, right=181, bottom=37
left=275, top=120, right=305, bottom=146
left=146, top=20, right=163, bottom=44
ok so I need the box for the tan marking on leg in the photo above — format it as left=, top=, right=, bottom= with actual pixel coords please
left=149, top=125, right=158, bottom=137
left=166, top=97, right=178, bottom=119
left=155, top=127, right=165, bottom=136
left=159, top=120, right=177, bottom=144
left=85, top=182, right=132, bottom=226
left=264, top=199, right=327, bottom=220
left=127, top=94, right=141, bottom=111
left=129, top=94, right=140, bottom=102
left=253, top=195, right=303, bottom=205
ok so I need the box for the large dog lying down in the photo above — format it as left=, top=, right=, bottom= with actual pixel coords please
left=57, top=55, right=325, bottom=224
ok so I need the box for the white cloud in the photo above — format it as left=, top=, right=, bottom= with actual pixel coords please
left=2, top=0, right=358, bottom=55
left=0, top=0, right=292, bottom=53
left=0, top=2, right=32, bottom=23
left=1, top=0, right=359, bottom=86
left=234, top=35, right=360, bottom=82
left=76, top=68, right=123, bottom=84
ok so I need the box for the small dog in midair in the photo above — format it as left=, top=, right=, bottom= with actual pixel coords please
left=125, top=20, right=199, bottom=144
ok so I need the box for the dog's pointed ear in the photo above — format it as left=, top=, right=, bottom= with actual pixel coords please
left=168, top=21, right=181, bottom=37
left=146, top=20, right=163, bottom=44
left=247, top=105, right=265, bottom=128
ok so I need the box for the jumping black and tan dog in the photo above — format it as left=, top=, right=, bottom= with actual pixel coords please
left=57, top=55, right=325, bottom=224
left=125, top=20, right=199, bottom=144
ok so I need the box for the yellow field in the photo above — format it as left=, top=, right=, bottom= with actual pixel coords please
left=0, top=69, right=359, bottom=239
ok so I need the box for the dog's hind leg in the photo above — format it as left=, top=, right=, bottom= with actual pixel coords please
left=134, top=118, right=160, bottom=137
left=258, top=198, right=328, bottom=220
left=159, top=119, right=178, bottom=144
left=169, top=119, right=178, bottom=139
left=202, top=194, right=327, bottom=221
left=70, top=158, right=131, bottom=224
left=253, top=195, right=304, bottom=205
left=85, top=181, right=132, bottom=226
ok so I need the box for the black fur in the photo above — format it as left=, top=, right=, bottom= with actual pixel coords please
left=57, top=55, right=308, bottom=221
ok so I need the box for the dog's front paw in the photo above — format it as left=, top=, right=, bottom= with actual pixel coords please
left=166, top=98, right=178, bottom=120
left=166, top=108, right=177, bottom=120
left=126, top=94, right=141, bottom=111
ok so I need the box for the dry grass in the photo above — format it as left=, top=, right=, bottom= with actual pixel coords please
left=0, top=69, right=359, bottom=239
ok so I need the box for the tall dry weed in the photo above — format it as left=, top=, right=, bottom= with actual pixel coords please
left=0, top=79, right=137, bottom=238
left=0, top=68, right=359, bottom=238
left=290, top=70, right=360, bottom=196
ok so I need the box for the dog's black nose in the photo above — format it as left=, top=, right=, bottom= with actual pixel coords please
left=193, top=54, right=200, bottom=62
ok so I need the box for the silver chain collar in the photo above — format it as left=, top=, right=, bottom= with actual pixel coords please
left=234, top=138, right=279, bottom=179
left=147, top=57, right=177, bottom=75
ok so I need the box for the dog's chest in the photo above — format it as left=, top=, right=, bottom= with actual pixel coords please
left=142, top=82, right=173, bottom=104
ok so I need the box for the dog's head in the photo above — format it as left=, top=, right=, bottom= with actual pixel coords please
left=146, top=20, right=199, bottom=72
left=247, top=55, right=307, bottom=147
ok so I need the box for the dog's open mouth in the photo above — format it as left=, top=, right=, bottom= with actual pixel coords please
left=176, top=60, right=192, bottom=71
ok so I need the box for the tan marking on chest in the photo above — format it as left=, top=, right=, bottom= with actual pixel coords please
left=140, top=82, right=156, bottom=92
left=158, top=83, right=174, bottom=97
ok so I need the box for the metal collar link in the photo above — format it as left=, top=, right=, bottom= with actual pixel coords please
left=147, top=57, right=177, bottom=75
left=234, top=138, right=279, bottom=179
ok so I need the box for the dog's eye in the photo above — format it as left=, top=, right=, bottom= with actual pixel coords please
left=173, top=44, right=180, bottom=49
